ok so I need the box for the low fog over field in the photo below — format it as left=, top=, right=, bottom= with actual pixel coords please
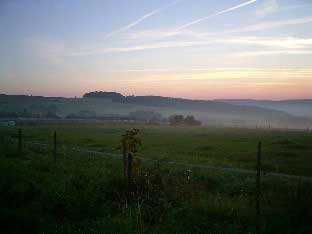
left=218, top=99, right=312, bottom=118
left=1, top=92, right=311, bottom=129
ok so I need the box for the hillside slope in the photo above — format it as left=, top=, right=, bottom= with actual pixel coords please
left=217, top=99, right=312, bottom=118
left=1, top=93, right=311, bottom=129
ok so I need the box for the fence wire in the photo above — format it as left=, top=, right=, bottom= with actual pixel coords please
left=18, top=140, right=312, bottom=182
left=1, top=127, right=312, bottom=182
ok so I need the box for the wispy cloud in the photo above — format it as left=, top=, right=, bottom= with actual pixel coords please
left=67, top=35, right=312, bottom=56
left=123, top=0, right=258, bottom=41
left=233, top=50, right=312, bottom=57
left=124, top=30, right=186, bottom=40
left=123, top=29, right=218, bottom=41
left=126, top=15, right=312, bottom=41
left=104, top=0, right=181, bottom=38
left=224, top=36, right=312, bottom=49
left=99, top=68, right=312, bottom=86
left=66, top=1, right=312, bottom=58
left=230, top=16, right=312, bottom=33
left=255, top=0, right=279, bottom=17
left=68, top=40, right=213, bottom=56
left=105, top=67, right=312, bottom=75
left=175, top=0, right=257, bottom=31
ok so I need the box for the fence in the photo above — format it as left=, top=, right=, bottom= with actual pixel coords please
left=1, top=127, right=312, bottom=233
left=1, top=128, right=312, bottom=182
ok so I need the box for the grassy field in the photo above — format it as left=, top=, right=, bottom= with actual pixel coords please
left=0, top=124, right=312, bottom=233
left=2, top=124, right=312, bottom=176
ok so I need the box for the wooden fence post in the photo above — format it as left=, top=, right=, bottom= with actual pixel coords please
left=18, top=128, right=22, bottom=155
left=122, top=140, right=128, bottom=177
left=4, top=136, right=7, bottom=153
left=256, top=141, right=262, bottom=233
left=127, top=153, right=132, bottom=184
left=53, top=131, right=57, bottom=162
left=1, top=133, right=6, bottom=153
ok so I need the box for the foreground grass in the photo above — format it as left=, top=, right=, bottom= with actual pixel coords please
left=0, top=124, right=312, bottom=233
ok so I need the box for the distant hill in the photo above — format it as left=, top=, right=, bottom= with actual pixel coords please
left=1, top=92, right=312, bottom=129
left=83, top=92, right=306, bottom=115
left=83, top=91, right=125, bottom=102
left=82, top=92, right=312, bottom=128
left=217, top=99, right=312, bottom=118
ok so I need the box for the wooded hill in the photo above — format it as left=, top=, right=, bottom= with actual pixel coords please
left=1, top=92, right=311, bottom=129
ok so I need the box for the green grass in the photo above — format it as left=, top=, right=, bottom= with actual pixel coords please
left=0, top=124, right=312, bottom=233
left=1, top=124, right=312, bottom=176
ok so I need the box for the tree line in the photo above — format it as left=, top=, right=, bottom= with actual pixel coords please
left=168, top=115, right=202, bottom=126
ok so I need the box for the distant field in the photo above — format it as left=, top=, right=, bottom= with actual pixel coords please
left=1, top=124, right=312, bottom=177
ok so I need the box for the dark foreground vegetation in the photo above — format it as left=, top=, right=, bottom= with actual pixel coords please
left=0, top=124, right=312, bottom=233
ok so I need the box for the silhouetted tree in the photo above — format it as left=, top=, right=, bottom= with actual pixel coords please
left=120, top=128, right=141, bottom=183
left=184, top=115, right=202, bottom=126
left=169, top=115, right=184, bottom=125
left=169, top=114, right=201, bottom=126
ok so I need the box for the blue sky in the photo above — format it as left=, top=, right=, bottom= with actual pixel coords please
left=1, top=0, right=312, bottom=99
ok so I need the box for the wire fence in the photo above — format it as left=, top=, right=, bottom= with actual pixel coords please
left=1, top=127, right=311, bottom=182
left=2, top=126, right=312, bottom=232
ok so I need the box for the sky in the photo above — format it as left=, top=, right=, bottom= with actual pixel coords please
left=0, top=0, right=312, bottom=100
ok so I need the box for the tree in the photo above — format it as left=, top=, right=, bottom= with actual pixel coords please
left=120, top=128, right=141, bottom=182
left=169, top=114, right=202, bottom=126
left=184, top=115, right=202, bottom=126
left=83, top=91, right=125, bottom=102
left=169, top=115, right=184, bottom=125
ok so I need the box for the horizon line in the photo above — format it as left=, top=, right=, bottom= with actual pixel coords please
left=1, top=92, right=312, bottom=102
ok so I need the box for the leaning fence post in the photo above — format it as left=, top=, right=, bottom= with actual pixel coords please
left=4, top=136, right=7, bottom=153
left=122, top=140, right=128, bottom=177
left=127, top=153, right=132, bottom=184
left=256, top=141, right=262, bottom=233
left=53, top=131, right=57, bottom=162
left=18, top=128, right=22, bottom=155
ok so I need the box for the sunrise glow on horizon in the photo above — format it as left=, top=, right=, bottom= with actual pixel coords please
left=1, top=0, right=312, bottom=100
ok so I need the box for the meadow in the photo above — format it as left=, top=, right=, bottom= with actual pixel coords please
left=3, top=124, right=312, bottom=176
left=0, top=124, right=312, bottom=233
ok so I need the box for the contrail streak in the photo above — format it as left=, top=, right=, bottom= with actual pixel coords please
left=229, top=16, right=312, bottom=33
left=176, top=0, right=257, bottom=31
left=105, top=0, right=181, bottom=38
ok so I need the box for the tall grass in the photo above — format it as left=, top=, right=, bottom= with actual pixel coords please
left=0, top=134, right=312, bottom=233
